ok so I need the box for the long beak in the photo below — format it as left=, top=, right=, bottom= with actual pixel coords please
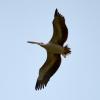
left=27, top=41, right=40, bottom=45
left=27, top=41, right=45, bottom=48
left=27, top=41, right=44, bottom=47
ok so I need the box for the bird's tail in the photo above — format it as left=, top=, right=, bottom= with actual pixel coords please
left=62, top=45, right=71, bottom=58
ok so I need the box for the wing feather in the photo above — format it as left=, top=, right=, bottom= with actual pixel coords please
left=35, top=53, right=61, bottom=90
left=49, top=9, right=68, bottom=46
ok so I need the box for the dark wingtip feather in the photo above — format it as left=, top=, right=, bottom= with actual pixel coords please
left=54, top=8, right=59, bottom=16
left=35, top=79, right=49, bottom=91
left=55, top=8, right=58, bottom=12
left=35, top=80, right=46, bottom=90
left=54, top=9, right=64, bottom=18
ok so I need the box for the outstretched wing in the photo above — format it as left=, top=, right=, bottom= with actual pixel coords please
left=35, top=53, right=61, bottom=90
left=49, top=9, right=68, bottom=46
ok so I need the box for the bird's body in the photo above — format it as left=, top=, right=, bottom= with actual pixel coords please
left=36, top=42, right=68, bottom=55
left=27, top=9, right=71, bottom=90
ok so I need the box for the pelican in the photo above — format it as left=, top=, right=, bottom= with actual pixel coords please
left=27, top=9, right=71, bottom=90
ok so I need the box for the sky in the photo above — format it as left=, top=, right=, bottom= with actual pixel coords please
left=0, top=0, right=100, bottom=100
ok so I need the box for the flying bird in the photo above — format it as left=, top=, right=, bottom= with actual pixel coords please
left=27, top=9, right=71, bottom=90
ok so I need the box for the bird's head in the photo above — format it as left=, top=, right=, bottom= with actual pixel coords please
left=27, top=41, right=45, bottom=47
left=39, top=42, right=44, bottom=45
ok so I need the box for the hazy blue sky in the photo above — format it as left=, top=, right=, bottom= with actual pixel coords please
left=0, top=0, right=100, bottom=100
